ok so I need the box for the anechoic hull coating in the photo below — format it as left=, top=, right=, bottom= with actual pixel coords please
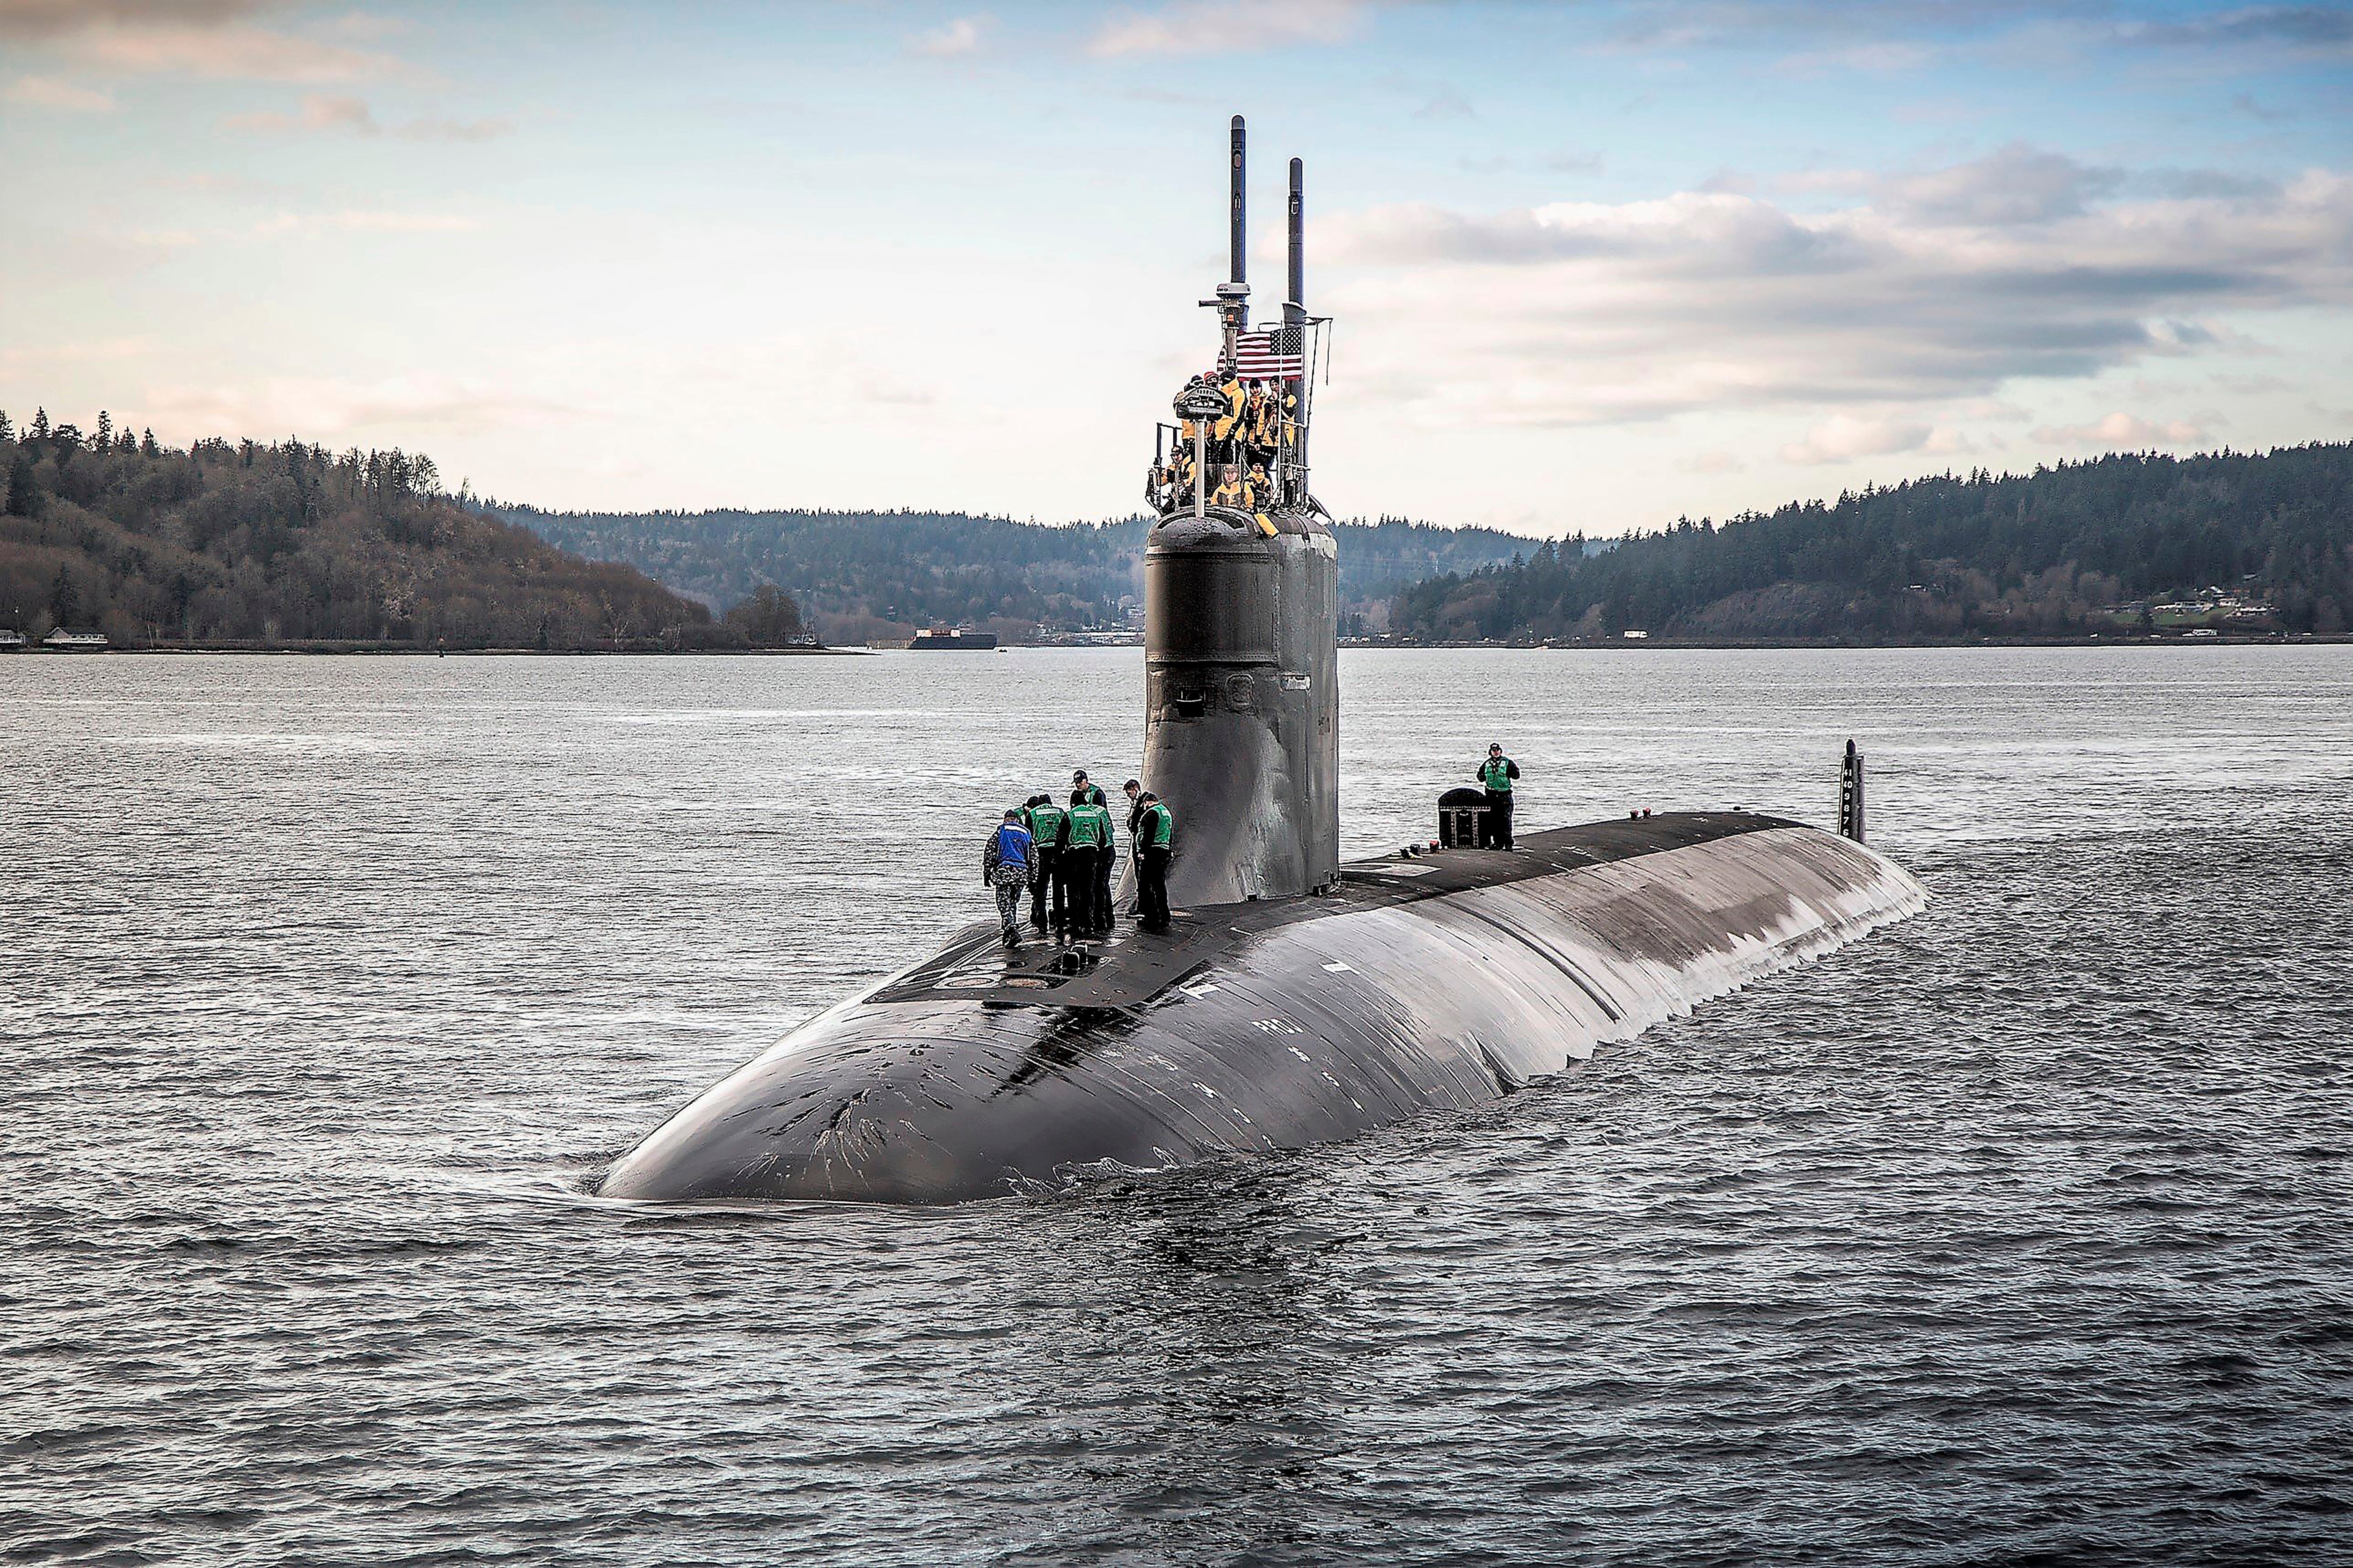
left=599, top=813, right=1926, bottom=1205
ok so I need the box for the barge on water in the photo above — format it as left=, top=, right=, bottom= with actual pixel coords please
left=908, top=626, right=999, bottom=651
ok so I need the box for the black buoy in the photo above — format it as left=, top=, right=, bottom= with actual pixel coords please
left=1840, top=739, right=1866, bottom=842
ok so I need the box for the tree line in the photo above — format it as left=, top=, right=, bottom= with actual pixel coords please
left=1392, top=445, right=2353, bottom=643
left=502, top=505, right=1534, bottom=644
left=0, top=410, right=802, bottom=649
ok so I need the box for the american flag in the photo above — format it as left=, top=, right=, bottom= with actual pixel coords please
left=1234, top=326, right=1305, bottom=378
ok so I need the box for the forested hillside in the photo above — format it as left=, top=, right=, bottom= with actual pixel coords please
left=1393, top=445, right=2353, bottom=644
left=0, top=411, right=715, bottom=649
left=505, top=506, right=1534, bottom=644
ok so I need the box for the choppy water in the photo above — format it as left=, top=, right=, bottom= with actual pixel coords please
left=5, top=646, right=2350, bottom=1566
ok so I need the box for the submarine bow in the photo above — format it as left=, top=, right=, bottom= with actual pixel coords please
left=598, top=116, right=1928, bottom=1206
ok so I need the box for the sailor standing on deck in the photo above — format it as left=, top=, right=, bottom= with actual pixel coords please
left=982, top=809, right=1034, bottom=949
left=1477, top=744, right=1521, bottom=850
left=1093, top=795, right=1118, bottom=934
left=1023, top=793, right=1066, bottom=931
left=1069, top=772, right=1108, bottom=932
left=1058, top=789, right=1113, bottom=938
left=1135, top=792, right=1175, bottom=932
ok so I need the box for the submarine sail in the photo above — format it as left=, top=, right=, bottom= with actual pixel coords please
left=599, top=120, right=1927, bottom=1206
left=1140, top=115, right=1337, bottom=906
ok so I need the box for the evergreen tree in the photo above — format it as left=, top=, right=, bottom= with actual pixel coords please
left=96, top=411, right=112, bottom=446
left=141, top=428, right=158, bottom=457
left=4, top=452, right=34, bottom=517
left=0, top=411, right=12, bottom=442
left=50, top=566, right=78, bottom=626
left=29, top=408, right=50, bottom=440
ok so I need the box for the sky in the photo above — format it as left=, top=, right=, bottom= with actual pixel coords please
left=2, top=0, right=2349, bottom=538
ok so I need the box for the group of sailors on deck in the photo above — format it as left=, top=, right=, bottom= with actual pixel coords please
left=1147, top=369, right=1302, bottom=517
left=982, top=771, right=1176, bottom=951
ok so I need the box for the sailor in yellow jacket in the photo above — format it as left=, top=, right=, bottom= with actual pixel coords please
left=1211, top=373, right=1247, bottom=452
left=1246, top=382, right=1282, bottom=458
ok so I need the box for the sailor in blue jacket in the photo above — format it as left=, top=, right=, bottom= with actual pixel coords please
left=982, top=809, right=1035, bottom=949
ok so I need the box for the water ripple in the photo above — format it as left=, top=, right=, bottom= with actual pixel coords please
left=4, top=647, right=2350, bottom=1566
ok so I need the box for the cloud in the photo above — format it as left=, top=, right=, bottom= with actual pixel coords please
left=1780, top=414, right=1931, bottom=464
left=222, top=93, right=512, bottom=140
left=396, top=114, right=512, bottom=142
left=2122, top=5, right=2353, bottom=53
left=2, top=2, right=397, bottom=81
left=2132, top=167, right=2279, bottom=202
left=73, top=22, right=387, bottom=79
left=1088, top=0, right=1369, bottom=57
left=1544, top=149, right=1605, bottom=175
left=0, top=0, right=276, bottom=38
left=1598, top=2, right=2057, bottom=54
left=225, top=90, right=375, bottom=133
left=141, top=373, right=573, bottom=437
left=1595, top=2, right=2353, bottom=62
left=909, top=15, right=988, bottom=56
left=253, top=209, right=479, bottom=235
left=1875, top=142, right=2120, bottom=226
left=1675, top=449, right=1747, bottom=474
left=1777, top=40, right=1931, bottom=74
left=1313, top=159, right=2353, bottom=432
left=1322, top=189, right=1869, bottom=269
left=1925, top=425, right=2003, bottom=455
left=2, top=73, right=115, bottom=109
left=0, top=336, right=155, bottom=376
left=1409, top=86, right=1474, bottom=121
left=2030, top=411, right=2211, bottom=446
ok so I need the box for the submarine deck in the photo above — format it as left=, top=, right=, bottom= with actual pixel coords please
left=600, top=808, right=1923, bottom=1202
left=880, top=810, right=1792, bottom=1013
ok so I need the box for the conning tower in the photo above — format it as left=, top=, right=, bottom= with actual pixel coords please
left=1141, top=116, right=1339, bottom=906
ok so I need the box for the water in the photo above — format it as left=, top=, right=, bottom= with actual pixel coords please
left=5, top=646, right=2350, bottom=1566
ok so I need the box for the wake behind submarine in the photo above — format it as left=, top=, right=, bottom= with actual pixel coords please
left=601, top=119, right=1926, bottom=1205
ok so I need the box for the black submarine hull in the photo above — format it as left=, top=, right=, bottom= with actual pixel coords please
left=600, top=811, right=1925, bottom=1204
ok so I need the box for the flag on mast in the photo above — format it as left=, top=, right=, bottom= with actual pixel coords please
left=1234, top=326, right=1305, bottom=378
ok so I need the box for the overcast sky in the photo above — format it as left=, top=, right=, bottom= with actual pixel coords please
left=4, top=0, right=2349, bottom=536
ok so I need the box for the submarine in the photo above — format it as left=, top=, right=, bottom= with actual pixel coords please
left=600, top=119, right=1926, bottom=1205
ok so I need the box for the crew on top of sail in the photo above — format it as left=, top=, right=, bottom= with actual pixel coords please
left=1147, top=368, right=1300, bottom=518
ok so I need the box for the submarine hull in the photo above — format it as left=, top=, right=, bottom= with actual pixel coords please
left=600, top=812, right=1925, bottom=1205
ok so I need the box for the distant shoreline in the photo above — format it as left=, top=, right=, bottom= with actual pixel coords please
left=1351, top=633, right=2351, bottom=651
left=12, top=635, right=2347, bottom=657
left=4, top=642, right=871, bottom=657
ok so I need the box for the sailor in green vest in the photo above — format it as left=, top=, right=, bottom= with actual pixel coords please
left=1022, top=793, right=1066, bottom=932
left=1057, top=788, right=1114, bottom=938
left=1134, top=791, right=1175, bottom=932
left=1072, top=769, right=1113, bottom=930
left=1477, top=743, right=1521, bottom=849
